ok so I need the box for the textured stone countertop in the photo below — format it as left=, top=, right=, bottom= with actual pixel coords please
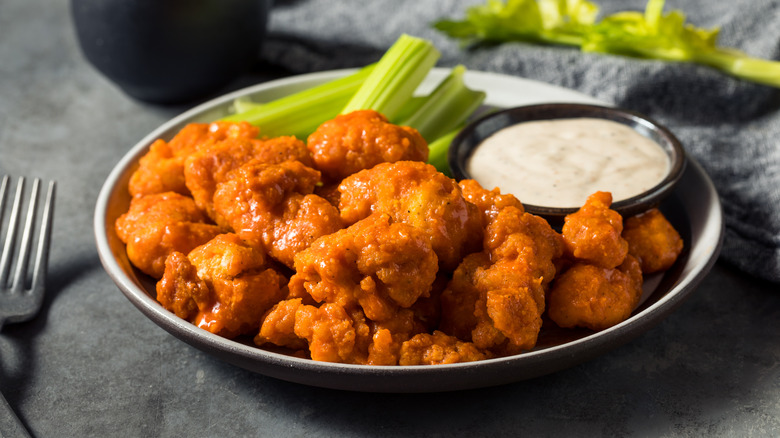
left=1, top=0, right=778, bottom=436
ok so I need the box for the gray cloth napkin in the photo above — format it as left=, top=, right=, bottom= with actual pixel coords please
left=260, top=0, right=780, bottom=283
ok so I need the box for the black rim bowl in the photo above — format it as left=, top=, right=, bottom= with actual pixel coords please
left=448, top=103, right=687, bottom=224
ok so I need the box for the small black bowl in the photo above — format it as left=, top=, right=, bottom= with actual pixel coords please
left=448, top=103, right=687, bottom=224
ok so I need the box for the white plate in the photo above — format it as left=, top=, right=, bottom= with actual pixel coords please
left=94, top=69, right=723, bottom=392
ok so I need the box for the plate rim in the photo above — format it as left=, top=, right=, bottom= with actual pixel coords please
left=93, top=68, right=724, bottom=392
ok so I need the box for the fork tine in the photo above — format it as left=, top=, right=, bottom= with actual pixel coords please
left=0, top=175, right=9, bottom=223
left=30, top=180, right=55, bottom=294
left=0, top=177, right=25, bottom=287
left=12, top=178, right=41, bottom=293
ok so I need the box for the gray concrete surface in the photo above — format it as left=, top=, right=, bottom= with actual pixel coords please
left=0, top=0, right=778, bottom=436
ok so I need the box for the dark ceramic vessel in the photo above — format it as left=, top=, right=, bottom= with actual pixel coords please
left=448, top=103, right=687, bottom=224
left=70, top=0, right=269, bottom=104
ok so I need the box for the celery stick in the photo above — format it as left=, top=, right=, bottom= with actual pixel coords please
left=222, top=64, right=375, bottom=139
left=230, top=97, right=262, bottom=114
left=427, top=129, right=459, bottom=176
left=396, top=65, right=486, bottom=142
left=694, top=50, right=780, bottom=88
left=342, top=34, right=440, bottom=119
left=391, top=95, right=428, bottom=124
left=435, top=0, right=780, bottom=89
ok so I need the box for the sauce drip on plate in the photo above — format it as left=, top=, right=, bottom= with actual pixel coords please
left=466, top=118, right=670, bottom=208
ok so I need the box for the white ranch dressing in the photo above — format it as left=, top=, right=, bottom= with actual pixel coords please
left=466, top=118, right=670, bottom=208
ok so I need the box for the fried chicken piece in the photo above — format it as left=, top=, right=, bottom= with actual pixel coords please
left=485, top=206, right=564, bottom=290
left=257, top=298, right=432, bottom=365
left=291, top=302, right=360, bottom=363
left=466, top=259, right=547, bottom=354
left=439, top=252, right=489, bottom=341
left=367, top=307, right=441, bottom=365
left=338, top=161, right=483, bottom=271
left=399, top=331, right=490, bottom=365
left=255, top=298, right=309, bottom=351
left=288, top=213, right=438, bottom=322
left=473, top=284, right=543, bottom=353
left=212, top=159, right=342, bottom=268
left=184, top=135, right=312, bottom=226
left=439, top=206, right=564, bottom=354
left=128, top=121, right=259, bottom=198
left=562, top=191, right=629, bottom=269
left=306, top=109, right=429, bottom=182
left=408, top=273, right=448, bottom=333
left=314, top=182, right=341, bottom=207
left=256, top=299, right=373, bottom=364
left=156, top=233, right=288, bottom=338
left=458, top=179, right=524, bottom=226
left=623, top=208, right=684, bottom=273
left=547, top=254, right=643, bottom=331
left=115, top=192, right=222, bottom=278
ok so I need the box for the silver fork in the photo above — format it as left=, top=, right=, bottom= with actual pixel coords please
left=0, top=175, right=56, bottom=438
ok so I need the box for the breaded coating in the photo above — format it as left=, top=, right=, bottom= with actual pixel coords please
left=338, top=161, right=483, bottom=271
left=562, top=191, right=629, bottom=269
left=156, top=234, right=288, bottom=338
left=314, top=182, right=341, bottom=207
left=153, top=251, right=210, bottom=320
left=484, top=206, right=565, bottom=290
left=399, top=331, right=490, bottom=365
left=440, top=206, right=564, bottom=354
left=439, top=252, right=489, bottom=341
left=288, top=213, right=438, bottom=322
left=547, top=255, right=643, bottom=331
left=184, top=135, right=311, bottom=226
left=129, top=121, right=259, bottom=198
left=306, top=109, right=429, bottom=182
left=293, top=302, right=360, bottom=363
left=472, top=285, right=542, bottom=353
left=213, top=160, right=342, bottom=268
left=408, top=273, right=448, bottom=333
left=458, top=179, right=524, bottom=226
left=115, top=192, right=222, bottom=278
left=258, top=298, right=474, bottom=365
left=623, top=208, right=684, bottom=273
left=367, top=308, right=434, bottom=365
left=255, top=298, right=309, bottom=351
left=466, top=260, right=547, bottom=354
left=256, top=299, right=373, bottom=364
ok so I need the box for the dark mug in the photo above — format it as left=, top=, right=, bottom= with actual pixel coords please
left=70, top=0, right=270, bottom=104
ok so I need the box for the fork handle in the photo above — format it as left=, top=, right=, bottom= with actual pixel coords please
left=0, top=390, right=31, bottom=438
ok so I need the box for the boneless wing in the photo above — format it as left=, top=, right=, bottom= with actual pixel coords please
left=622, top=208, right=683, bottom=273
left=484, top=205, right=565, bottom=290
left=399, top=331, right=490, bottom=365
left=547, top=255, right=643, bottom=331
left=307, top=109, right=429, bottom=182
left=115, top=192, right=222, bottom=278
left=338, top=161, right=483, bottom=271
left=562, top=191, right=629, bottom=269
left=157, top=233, right=288, bottom=338
left=257, top=300, right=437, bottom=365
left=129, top=121, right=259, bottom=198
left=439, top=206, right=564, bottom=354
left=288, top=213, right=438, bottom=322
left=184, top=135, right=311, bottom=226
left=458, top=179, right=524, bottom=227
left=213, top=159, right=342, bottom=268
left=256, top=298, right=370, bottom=363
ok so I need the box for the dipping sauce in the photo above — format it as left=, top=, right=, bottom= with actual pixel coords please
left=466, top=118, right=670, bottom=208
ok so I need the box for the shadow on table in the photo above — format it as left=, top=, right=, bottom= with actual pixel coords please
left=0, top=253, right=101, bottom=424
